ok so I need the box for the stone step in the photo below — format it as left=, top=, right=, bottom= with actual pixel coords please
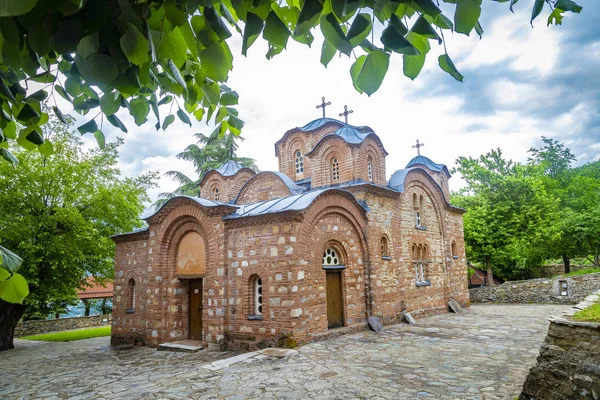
left=157, top=340, right=204, bottom=353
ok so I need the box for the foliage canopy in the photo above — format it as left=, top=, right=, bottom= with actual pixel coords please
left=0, top=0, right=583, bottom=162
left=0, top=112, right=157, bottom=319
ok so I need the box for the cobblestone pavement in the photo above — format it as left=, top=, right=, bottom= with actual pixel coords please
left=1, top=304, right=569, bottom=400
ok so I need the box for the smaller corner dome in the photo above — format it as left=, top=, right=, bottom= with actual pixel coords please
left=334, top=125, right=375, bottom=144
left=216, top=160, right=247, bottom=176
left=298, top=117, right=345, bottom=132
left=388, top=168, right=414, bottom=191
left=405, top=155, right=451, bottom=176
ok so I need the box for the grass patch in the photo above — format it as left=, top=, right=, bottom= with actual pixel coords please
left=21, top=326, right=111, bottom=342
left=572, top=304, right=600, bottom=323
left=557, top=267, right=600, bottom=278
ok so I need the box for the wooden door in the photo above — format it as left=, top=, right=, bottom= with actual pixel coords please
left=326, top=271, right=343, bottom=329
left=189, top=279, right=203, bottom=340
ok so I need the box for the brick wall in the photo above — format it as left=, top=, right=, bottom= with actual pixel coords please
left=236, top=172, right=293, bottom=205
left=199, top=170, right=255, bottom=203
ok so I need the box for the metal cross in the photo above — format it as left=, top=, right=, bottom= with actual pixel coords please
left=316, top=97, right=331, bottom=118
left=339, top=105, right=353, bottom=123
left=412, top=139, right=425, bottom=155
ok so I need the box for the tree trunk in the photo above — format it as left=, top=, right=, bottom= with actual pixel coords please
left=485, top=257, right=495, bottom=287
left=82, top=299, right=90, bottom=317
left=0, top=300, right=26, bottom=351
left=100, top=298, right=107, bottom=315
left=562, top=254, right=571, bottom=274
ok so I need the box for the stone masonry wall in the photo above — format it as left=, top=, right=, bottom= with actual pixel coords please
left=470, top=273, right=600, bottom=305
left=15, top=315, right=112, bottom=337
left=520, top=290, right=600, bottom=400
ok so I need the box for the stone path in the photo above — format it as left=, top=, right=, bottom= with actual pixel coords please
left=0, top=304, right=569, bottom=399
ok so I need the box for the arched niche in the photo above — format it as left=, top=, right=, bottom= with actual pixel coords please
left=176, top=231, right=207, bottom=277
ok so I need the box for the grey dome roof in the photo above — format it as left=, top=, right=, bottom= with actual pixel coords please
left=405, top=155, right=450, bottom=176
left=298, top=118, right=345, bottom=132
left=215, top=160, right=246, bottom=176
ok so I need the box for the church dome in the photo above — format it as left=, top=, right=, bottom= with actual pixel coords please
left=215, top=160, right=247, bottom=176
left=405, top=155, right=451, bottom=176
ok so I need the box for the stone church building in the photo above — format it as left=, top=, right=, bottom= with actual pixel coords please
left=111, top=116, right=469, bottom=350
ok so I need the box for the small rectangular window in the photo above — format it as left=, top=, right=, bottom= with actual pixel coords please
left=559, top=280, right=568, bottom=296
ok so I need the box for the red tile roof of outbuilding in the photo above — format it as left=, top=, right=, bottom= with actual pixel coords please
left=77, top=276, right=113, bottom=299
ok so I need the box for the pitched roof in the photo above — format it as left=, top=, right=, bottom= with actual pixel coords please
left=405, top=155, right=451, bottom=176
left=77, top=276, right=113, bottom=299
left=225, top=188, right=368, bottom=219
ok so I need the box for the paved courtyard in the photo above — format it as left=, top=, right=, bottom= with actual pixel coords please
left=0, top=304, right=569, bottom=400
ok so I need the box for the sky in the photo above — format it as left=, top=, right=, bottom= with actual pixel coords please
left=74, top=1, right=600, bottom=204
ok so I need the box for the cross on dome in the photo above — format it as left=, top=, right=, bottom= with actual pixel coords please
left=316, top=97, right=331, bottom=118
left=339, top=105, right=353, bottom=123
left=412, top=139, right=425, bottom=155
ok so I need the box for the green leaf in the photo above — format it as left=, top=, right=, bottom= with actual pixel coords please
left=158, top=95, right=173, bottom=106
left=177, top=108, right=192, bottom=126
left=403, top=32, right=430, bottom=80
left=55, top=85, right=72, bottom=102
left=242, top=13, right=264, bottom=56
left=412, top=15, right=442, bottom=43
left=547, top=8, right=564, bottom=25
left=320, top=13, right=352, bottom=56
left=204, top=6, right=232, bottom=41
left=65, top=78, right=83, bottom=97
left=52, top=106, right=68, bottom=125
left=0, top=272, right=29, bottom=304
left=77, top=119, right=99, bottom=134
left=294, top=0, right=323, bottom=36
left=107, top=114, right=127, bottom=133
left=75, top=53, right=119, bottom=86
left=0, top=148, right=18, bottom=164
left=153, top=27, right=187, bottom=68
left=381, top=26, right=419, bottom=55
left=94, top=130, right=105, bottom=148
left=331, top=0, right=362, bottom=22
left=220, top=91, right=239, bottom=106
left=555, top=0, right=582, bottom=13
left=17, top=104, right=40, bottom=123
left=26, top=89, right=48, bottom=102
left=29, top=71, right=57, bottom=83
left=510, top=0, right=519, bottom=12
left=263, top=10, right=291, bottom=48
left=199, top=42, right=233, bottom=82
left=130, top=97, right=150, bottom=126
left=162, top=114, right=175, bottom=130
left=414, top=0, right=442, bottom=17
left=120, top=23, right=149, bottom=66
left=433, top=14, right=454, bottom=30
left=438, top=54, right=464, bottom=82
left=346, top=13, right=371, bottom=47
left=475, top=21, right=484, bottom=38
left=530, top=0, right=544, bottom=26
left=100, top=92, right=121, bottom=116
left=455, top=0, right=482, bottom=35
left=17, top=127, right=39, bottom=150
left=292, top=31, right=314, bottom=46
left=320, top=39, right=336, bottom=67
left=193, top=108, right=204, bottom=121
left=202, top=81, right=220, bottom=104
left=2, top=120, right=17, bottom=139
left=164, top=2, right=187, bottom=26
left=350, top=55, right=366, bottom=93
left=0, top=0, right=38, bottom=17
left=353, top=49, right=390, bottom=96
left=168, top=59, right=187, bottom=93
left=228, top=114, right=244, bottom=132
left=0, top=245, right=23, bottom=272
left=113, top=67, right=141, bottom=98
left=38, top=140, right=53, bottom=156
left=77, top=33, right=99, bottom=59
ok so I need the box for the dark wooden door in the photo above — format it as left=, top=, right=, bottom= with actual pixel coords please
left=326, top=271, right=343, bottom=329
left=189, top=279, right=203, bottom=340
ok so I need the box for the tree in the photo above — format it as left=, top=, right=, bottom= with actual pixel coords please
left=155, top=129, right=256, bottom=208
left=452, top=148, right=558, bottom=281
left=0, top=113, right=157, bottom=351
left=0, top=0, right=584, bottom=163
left=528, top=139, right=600, bottom=272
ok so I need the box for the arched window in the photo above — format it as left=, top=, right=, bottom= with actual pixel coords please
left=413, top=193, right=421, bottom=227
left=412, top=245, right=429, bottom=285
left=419, top=195, right=424, bottom=226
left=127, top=278, right=136, bottom=311
left=381, top=236, right=389, bottom=258
left=251, top=275, right=263, bottom=316
left=367, top=157, right=373, bottom=181
left=451, top=241, right=458, bottom=259
left=323, top=247, right=342, bottom=266
left=295, top=150, right=304, bottom=175
left=331, top=158, right=340, bottom=181
left=213, top=186, right=220, bottom=201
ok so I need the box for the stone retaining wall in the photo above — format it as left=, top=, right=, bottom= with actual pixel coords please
left=538, top=264, right=592, bottom=278
left=470, top=273, right=600, bottom=305
left=15, top=314, right=112, bottom=337
left=520, top=290, right=600, bottom=399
